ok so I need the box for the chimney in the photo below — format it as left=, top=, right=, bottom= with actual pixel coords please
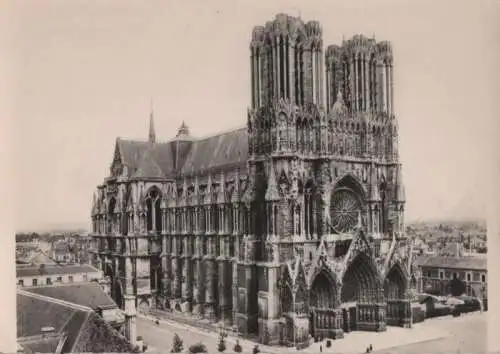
left=41, top=326, right=56, bottom=338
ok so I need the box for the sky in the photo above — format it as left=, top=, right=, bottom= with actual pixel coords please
left=3, top=0, right=499, bottom=232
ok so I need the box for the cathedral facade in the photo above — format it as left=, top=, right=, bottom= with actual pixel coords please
left=91, top=14, right=416, bottom=346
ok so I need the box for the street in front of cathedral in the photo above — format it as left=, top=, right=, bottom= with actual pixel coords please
left=136, top=311, right=486, bottom=353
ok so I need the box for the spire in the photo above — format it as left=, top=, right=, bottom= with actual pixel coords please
left=148, top=98, right=156, bottom=143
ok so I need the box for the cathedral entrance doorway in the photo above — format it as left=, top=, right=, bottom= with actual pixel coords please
left=384, top=264, right=408, bottom=326
left=341, top=253, right=385, bottom=332
left=309, top=269, right=343, bottom=339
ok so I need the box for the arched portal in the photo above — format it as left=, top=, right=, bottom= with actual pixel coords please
left=341, top=253, right=379, bottom=304
left=309, top=269, right=342, bottom=339
left=384, top=264, right=407, bottom=326
left=385, top=265, right=406, bottom=300
left=310, top=270, right=336, bottom=309
left=341, top=253, right=385, bottom=332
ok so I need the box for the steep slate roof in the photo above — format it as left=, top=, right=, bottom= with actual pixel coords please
left=24, top=282, right=117, bottom=311
left=17, top=264, right=100, bottom=278
left=131, top=149, right=166, bottom=179
left=17, top=290, right=135, bottom=353
left=180, top=127, right=248, bottom=175
left=420, top=256, right=487, bottom=271
left=115, top=126, right=248, bottom=179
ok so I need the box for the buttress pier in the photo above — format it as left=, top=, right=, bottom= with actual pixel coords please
left=90, top=13, right=415, bottom=348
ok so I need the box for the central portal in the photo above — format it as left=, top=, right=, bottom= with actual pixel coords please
left=341, top=253, right=386, bottom=332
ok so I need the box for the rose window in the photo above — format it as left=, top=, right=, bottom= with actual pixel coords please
left=330, top=189, right=361, bottom=233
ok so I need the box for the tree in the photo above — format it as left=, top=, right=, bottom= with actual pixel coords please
left=449, top=277, right=466, bottom=297
left=189, top=343, right=208, bottom=353
left=217, top=331, right=227, bottom=352
left=171, top=333, right=184, bottom=353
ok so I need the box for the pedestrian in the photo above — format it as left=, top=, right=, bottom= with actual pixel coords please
left=320, top=344, right=323, bottom=352
left=369, top=344, right=373, bottom=352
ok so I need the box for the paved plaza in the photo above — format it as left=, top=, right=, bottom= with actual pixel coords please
left=137, top=311, right=487, bottom=354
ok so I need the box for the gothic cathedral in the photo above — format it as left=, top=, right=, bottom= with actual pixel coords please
left=91, top=14, right=415, bottom=347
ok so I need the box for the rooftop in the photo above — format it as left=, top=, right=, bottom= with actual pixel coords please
left=17, top=290, right=135, bottom=353
left=16, top=264, right=100, bottom=278
left=420, top=256, right=487, bottom=271
left=24, top=282, right=117, bottom=311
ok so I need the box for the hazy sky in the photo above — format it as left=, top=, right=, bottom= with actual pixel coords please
left=4, top=0, right=499, bottom=231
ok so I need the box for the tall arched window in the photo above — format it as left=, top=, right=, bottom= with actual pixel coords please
left=146, top=188, right=162, bottom=232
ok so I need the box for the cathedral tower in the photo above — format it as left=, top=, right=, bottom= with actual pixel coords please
left=250, top=14, right=324, bottom=109
left=325, top=36, right=394, bottom=114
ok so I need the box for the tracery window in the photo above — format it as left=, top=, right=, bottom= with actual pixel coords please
left=146, top=188, right=162, bottom=232
left=329, top=188, right=362, bottom=234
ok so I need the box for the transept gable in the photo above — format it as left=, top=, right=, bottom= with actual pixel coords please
left=115, top=139, right=150, bottom=175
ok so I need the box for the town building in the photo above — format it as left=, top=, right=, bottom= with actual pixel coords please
left=16, top=264, right=103, bottom=288
left=17, top=289, right=137, bottom=353
left=91, top=13, right=415, bottom=346
left=52, top=241, right=74, bottom=264
left=23, top=282, right=126, bottom=332
left=416, top=255, right=487, bottom=300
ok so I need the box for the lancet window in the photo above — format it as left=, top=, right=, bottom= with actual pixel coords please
left=146, top=188, right=162, bottom=232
